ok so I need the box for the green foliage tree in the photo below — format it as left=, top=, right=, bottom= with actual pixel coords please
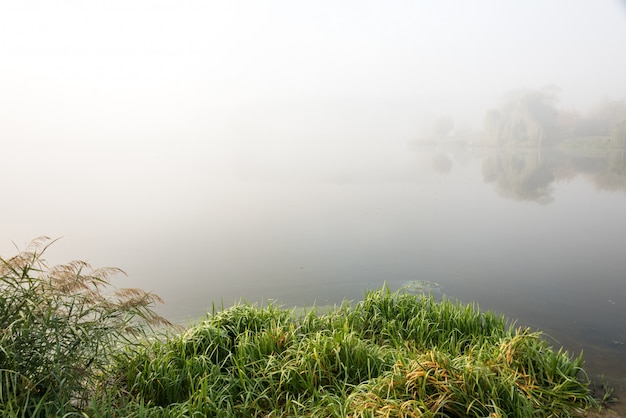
left=484, top=86, right=560, bottom=146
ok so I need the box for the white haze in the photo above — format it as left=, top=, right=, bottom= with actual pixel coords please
left=1, top=0, right=626, bottom=277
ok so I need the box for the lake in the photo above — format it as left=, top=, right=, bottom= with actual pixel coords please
left=2, top=137, right=625, bottom=408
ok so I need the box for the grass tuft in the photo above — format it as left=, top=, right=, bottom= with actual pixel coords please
left=109, top=287, right=600, bottom=417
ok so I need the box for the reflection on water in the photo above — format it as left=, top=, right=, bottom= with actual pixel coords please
left=482, top=149, right=554, bottom=204
left=479, top=146, right=626, bottom=204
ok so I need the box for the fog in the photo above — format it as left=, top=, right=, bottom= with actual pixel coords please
left=2, top=1, right=626, bottom=140
left=2, top=0, right=626, bottom=283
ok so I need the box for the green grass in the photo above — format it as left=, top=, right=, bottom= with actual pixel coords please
left=105, top=290, right=599, bottom=417
left=1, top=238, right=605, bottom=417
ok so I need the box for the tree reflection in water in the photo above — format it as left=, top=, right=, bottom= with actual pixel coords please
left=482, top=148, right=554, bottom=204
left=481, top=146, right=626, bottom=204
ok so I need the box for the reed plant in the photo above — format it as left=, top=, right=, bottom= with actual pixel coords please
left=0, top=237, right=170, bottom=417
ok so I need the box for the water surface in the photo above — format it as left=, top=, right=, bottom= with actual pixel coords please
left=3, top=139, right=625, bottom=405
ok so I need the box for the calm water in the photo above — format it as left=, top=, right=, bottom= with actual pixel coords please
left=3, top=140, right=626, bottom=404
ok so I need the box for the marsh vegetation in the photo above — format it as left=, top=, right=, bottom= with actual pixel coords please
left=1, top=238, right=609, bottom=417
left=0, top=238, right=170, bottom=416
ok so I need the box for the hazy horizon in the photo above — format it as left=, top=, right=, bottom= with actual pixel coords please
left=2, top=1, right=626, bottom=134
left=2, top=0, right=626, bottom=257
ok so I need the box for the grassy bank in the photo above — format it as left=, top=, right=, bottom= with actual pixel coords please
left=103, top=291, right=599, bottom=418
left=1, top=239, right=607, bottom=417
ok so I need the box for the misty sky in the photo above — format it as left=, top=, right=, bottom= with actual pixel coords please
left=2, top=0, right=626, bottom=255
left=2, top=1, right=626, bottom=133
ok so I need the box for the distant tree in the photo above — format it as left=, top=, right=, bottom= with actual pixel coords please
left=484, top=109, right=503, bottom=144
left=582, top=98, right=626, bottom=139
left=483, top=87, right=560, bottom=146
left=432, top=116, right=455, bottom=140
left=555, top=110, right=582, bottom=140
left=611, top=118, right=626, bottom=147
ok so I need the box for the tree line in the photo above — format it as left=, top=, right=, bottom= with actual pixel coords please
left=483, top=86, right=626, bottom=147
